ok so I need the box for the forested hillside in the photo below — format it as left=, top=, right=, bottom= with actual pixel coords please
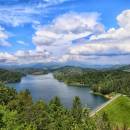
left=13, top=68, right=49, bottom=75
left=53, top=66, right=130, bottom=95
left=0, top=69, right=24, bottom=83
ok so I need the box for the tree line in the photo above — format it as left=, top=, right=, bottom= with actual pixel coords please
left=53, top=67, right=130, bottom=95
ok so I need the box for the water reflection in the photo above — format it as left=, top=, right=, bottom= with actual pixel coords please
left=8, top=73, right=108, bottom=109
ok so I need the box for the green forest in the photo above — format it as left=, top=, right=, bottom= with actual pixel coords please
left=0, top=69, right=24, bottom=83
left=53, top=67, right=130, bottom=95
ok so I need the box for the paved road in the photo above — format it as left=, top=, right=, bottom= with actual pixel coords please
left=90, top=94, right=121, bottom=117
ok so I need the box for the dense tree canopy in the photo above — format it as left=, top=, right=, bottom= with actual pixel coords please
left=0, top=69, right=24, bottom=83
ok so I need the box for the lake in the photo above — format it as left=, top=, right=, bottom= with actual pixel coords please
left=8, top=73, right=108, bottom=109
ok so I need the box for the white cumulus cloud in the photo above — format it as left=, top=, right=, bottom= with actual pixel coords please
left=33, top=12, right=104, bottom=47
left=1, top=10, right=130, bottom=65
left=59, top=10, right=130, bottom=65
left=0, top=26, right=11, bottom=46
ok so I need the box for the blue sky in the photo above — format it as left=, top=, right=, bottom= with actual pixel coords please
left=0, top=0, right=130, bottom=65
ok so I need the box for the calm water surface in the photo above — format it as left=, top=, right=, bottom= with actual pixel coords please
left=8, top=73, right=108, bottom=109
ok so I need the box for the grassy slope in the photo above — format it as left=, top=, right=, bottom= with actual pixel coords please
left=97, top=95, right=130, bottom=126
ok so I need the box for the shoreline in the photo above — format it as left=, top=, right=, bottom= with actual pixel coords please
left=53, top=76, right=111, bottom=99
left=91, top=91, right=113, bottom=99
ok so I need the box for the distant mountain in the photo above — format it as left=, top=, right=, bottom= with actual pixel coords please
left=118, top=65, right=130, bottom=71
left=0, top=62, right=63, bottom=70
left=0, top=62, right=129, bottom=70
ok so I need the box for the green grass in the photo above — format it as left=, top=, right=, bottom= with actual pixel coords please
left=97, top=95, right=130, bottom=127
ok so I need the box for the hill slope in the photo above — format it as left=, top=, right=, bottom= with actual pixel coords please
left=97, top=95, right=130, bottom=127
left=53, top=66, right=130, bottom=95
left=0, top=69, right=24, bottom=83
